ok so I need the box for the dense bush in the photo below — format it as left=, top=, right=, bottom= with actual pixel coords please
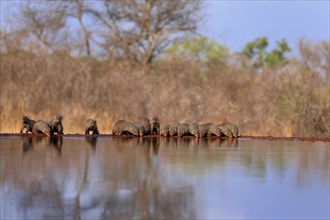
left=0, top=39, right=328, bottom=137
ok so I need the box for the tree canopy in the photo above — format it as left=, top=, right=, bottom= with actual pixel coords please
left=2, top=0, right=203, bottom=64
left=242, top=37, right=291, bottom=68
left=163, top=36, right=229, bottom=62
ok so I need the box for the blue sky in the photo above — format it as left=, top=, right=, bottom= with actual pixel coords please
left=202, top=1, right=330, bottom=52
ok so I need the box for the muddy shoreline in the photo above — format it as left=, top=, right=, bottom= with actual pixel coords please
left=0, top=133, right=329, bottom=142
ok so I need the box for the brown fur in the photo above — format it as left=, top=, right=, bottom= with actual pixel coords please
left=32, top=120, right=53, bottom=136
left=85, top=119, right=99, bottom=135
left=169, top=122, right=179, bottom=136
left=218, top=122, right=239, bottom=138
left=160, top=124, right=170, bottom=136
left=149, top=116, right=160, bottom=135
left=177, top=123, right=189, bottom=137
left=49, top=115, right=64, bottom=134
left=19, top=115, right=36, bottom=133
left=189, top=123, right=199, bottom=137
left=112, top=120, right=140, bottom=136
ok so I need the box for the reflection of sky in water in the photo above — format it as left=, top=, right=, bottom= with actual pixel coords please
left=0, top=138, right=329, bottom=219
left=190, top=168, right=328, bottom=219
left=161, top=140, right=329, bottom=219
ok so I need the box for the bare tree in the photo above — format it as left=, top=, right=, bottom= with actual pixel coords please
left=87, top=0, right=203, bottom=64
left=18, top=1, right=67, bottom=52
left=298, top=38, right=330, bottom=80
left=64, top=0, right=92, bottom=57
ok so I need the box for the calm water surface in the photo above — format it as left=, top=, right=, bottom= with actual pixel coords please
left=0, top=136, right=329, bottom=219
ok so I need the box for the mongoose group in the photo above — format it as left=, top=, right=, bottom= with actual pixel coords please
left=19, top=115, right=239, bottom=138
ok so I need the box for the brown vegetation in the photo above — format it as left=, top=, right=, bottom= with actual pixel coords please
left=0, top=1, right=328, bottom=137
left=0, top=39, right=329, bottom=137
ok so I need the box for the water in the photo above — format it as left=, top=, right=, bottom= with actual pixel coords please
left=1, top=136, right=329, bottom=219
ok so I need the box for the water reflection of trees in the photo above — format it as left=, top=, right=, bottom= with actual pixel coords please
left=96, top=137, right=195, bottom=219
left=21, top=136, right=63, bottom=157
left=1, top=137, right=196, bottom=219
left=159, top=137, right=238, bottom=148
left=84, top=136, right=97, bottom=151
left=0, top=137, right=328, bottom=219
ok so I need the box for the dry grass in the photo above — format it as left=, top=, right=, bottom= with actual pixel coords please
left=1, top=40, right=329, bottom=137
